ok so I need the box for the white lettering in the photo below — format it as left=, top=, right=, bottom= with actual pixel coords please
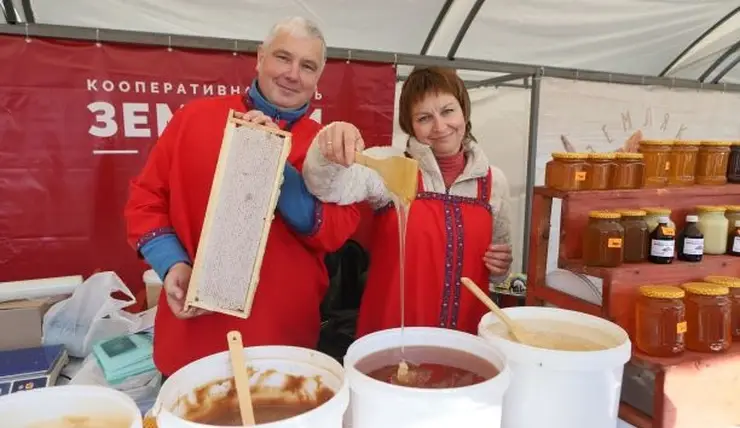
left=177, top=84, right=187, bottom=95
left=123, top=103, right=151, bottom=138
left=217, top=85, right=227, bottom=95
left=87, top=79, right=98, bottom=91
left=150, top=82, right=159, bottom=94
left=203, top=85, right=214, bottom=96
left=163, top=82, right=173, bottom=94
left=190, top=83, right=199, bottom=95
left=118, top=81, right=131, bottom=93
left=314, top=91, right=322, bottom=100
left=309, top=108, right=322, bottom=124
left=102, top=80, right=115, bottom=92
left=230, top=86, right=241, bottom=95
left=135, top=81, right=146, bottom=93
left=155, top=103, right=174, bottom=137
left=88, top=101, right=118, bottom=137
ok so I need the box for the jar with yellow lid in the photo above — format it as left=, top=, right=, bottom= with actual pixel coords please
left=667, top=140, right=700, bottom=186
left=696, top=141, right=732, bottom=185
left=615, top=209, right=649, bottom=263
left=681, top=282, right=732, bottom=353
left=583, top=211, right=624, bottom=267
left=584, top=152, right=616, bottom=190
left=545, top=152, right=588, bottom=191
left=641, top=207, right=674, bottom=233
left=728, top=141, right=740, bottom=183
left=635, top=285, right=686, bottom=357
left=725, top=205, right=740, bottom=227
left=703, top=276, right=740, bottom=338
left=695, top=205, right=729, bottom=255
left=611, top=152, right=644, bottom=189
left=638, top=140, right=672, bottom=188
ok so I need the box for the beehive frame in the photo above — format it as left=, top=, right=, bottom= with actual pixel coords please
left=184, top=109, right=292, bottom=318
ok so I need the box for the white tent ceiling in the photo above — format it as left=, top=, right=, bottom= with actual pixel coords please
left=3, top=0, right=740, bottom=83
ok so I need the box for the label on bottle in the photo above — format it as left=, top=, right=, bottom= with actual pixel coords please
left=607, top=238, right=622, bottom=248
left=650, top=239, right=675, bottom=257
left=661, top=227, right=675, bottom=237
left=682, top=238, right=704, bottom=255
left=677, top=321, right=687, bottom=334
left=575, top=171, right=586, bottom=181
left=734, top=236, right=740, bottom=253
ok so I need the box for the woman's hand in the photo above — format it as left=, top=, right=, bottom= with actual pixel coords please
left=315, top=121, right=365, bottom=167
left=163, top=262, right=210, bottom=319
left=234, top=110, right=279, bottom=129
left=483, top=244, right=513, bottom=276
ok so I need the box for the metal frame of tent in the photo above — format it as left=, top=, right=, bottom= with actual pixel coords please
left=2, top=22, right=740, bottom=267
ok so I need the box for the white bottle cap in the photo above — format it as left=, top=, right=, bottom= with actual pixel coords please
left=658, top=216, right=670, bottom=223
left=686, top=215, right=699, bottom=222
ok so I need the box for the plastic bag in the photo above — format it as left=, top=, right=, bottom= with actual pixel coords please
left=42, top=271, right=140, bottom=358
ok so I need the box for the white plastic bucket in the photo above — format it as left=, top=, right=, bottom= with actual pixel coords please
left=0, top=384, right=142, bottom=427
left=343, top=327, right=511, bottom=428
left=153, top=346, right=349, bottom=428
left=478, top=307, right=631, bottom=428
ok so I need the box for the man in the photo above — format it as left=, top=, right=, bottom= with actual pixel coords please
left=124, top=16, right=361, bottom=377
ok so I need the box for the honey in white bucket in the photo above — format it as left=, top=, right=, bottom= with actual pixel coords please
left=486, top=319, right=622, bottom=351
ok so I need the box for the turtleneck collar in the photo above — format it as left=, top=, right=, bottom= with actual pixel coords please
left=245, top=79, right=309, bottom=127
left=435, top=149, right=466, bottom=189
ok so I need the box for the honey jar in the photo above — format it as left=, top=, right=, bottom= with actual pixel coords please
left=584, top=152, right=615, bottom=190
left=725, top=205, right=740, bottom=227
left=703, top=276, right=740, bottom=339
left=728, top=141, right=740, bottom=183
left=615, top=209, right=649, bottom=263
left=667, top=140, right=700, bottom=186
left=545, top=152, right=588, bottom=191
left=638, top=140, right=673, bottom=188
left=583, top=211, right=624, bottom=267
left=635, top=285, right=686, bottom=357
left=695, top=205, right=729, bottom=255
left=680, top=282, right=732, bottom=353
left=696, top=141, right=732, bottom=185
left=611, top=152, right=644, bottom=189
left=641, top=207, right=674, bottom=233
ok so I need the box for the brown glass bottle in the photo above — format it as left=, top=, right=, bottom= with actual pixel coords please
left=729, top=220, right=740, bottom=257
left=677, top=215, right=704, bottom=262
left=649, top=216, right=675, bottom=264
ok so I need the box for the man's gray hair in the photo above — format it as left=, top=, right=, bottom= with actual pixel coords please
left=263, top=16, right=327, bottom=66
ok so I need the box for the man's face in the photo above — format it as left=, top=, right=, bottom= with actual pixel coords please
left=256, top=30, right=324, bottom=110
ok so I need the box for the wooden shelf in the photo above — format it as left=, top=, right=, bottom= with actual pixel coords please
left=559, top=255, right=739, bottom=282
left=619, top=403, right=652, bottom=428
left=535, top=183, right=740, bottom=201
left=632, top=341, right=740, bottom=370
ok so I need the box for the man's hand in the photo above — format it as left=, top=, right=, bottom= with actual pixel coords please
left=234, top=110, right=279, bottom=129
left=163, top=262, right=210, bottom=319
left=316, top=121, right=365, bottom=167
left=483, top=244, right=513, bottom=276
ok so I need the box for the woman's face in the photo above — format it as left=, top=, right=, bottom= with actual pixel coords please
left=410, top=92, right=466, bottom=157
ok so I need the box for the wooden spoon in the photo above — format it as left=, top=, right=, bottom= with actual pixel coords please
left=460, top=277, right=530, bottom=343
left=355, top=153, right=418, bottom=205
left=227, top=331, right=256, bottom=426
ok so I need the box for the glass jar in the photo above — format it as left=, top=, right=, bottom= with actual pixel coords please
left=696, top=141, right=732, bottom=185
left=641, top=207, right=674, bottom=233
left=728, top=142, right=740, bottom=183
left=635, top=285, right=686, bottom=357
left=726, top=205, right=740, bottom=227
left=695, top=205, right=729, bottom=255
left=583, top=211, right=624, bottom=267
left=681, top=282, right=732, bottom=353
left=667, top=140, right=700, bottom=186
left=638, top=140, right=673, bottom=188
left=545, top=152, right=588, bottom=191
left=616, top=209, right=649, bottom=263
left=585, top=152, right=616, bottom=190
left=611, top=152, right=645, bottom=189
left=703, top=276, right=740, bottom=339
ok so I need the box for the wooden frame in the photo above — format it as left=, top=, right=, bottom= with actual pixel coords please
left=184, top=109, right=292, bottom=319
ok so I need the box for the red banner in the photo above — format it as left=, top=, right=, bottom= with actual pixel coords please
left=0, top=34, right=396, bottom=305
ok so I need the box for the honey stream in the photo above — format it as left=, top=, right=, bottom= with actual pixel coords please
left=391, top=195, right=411, bottom=377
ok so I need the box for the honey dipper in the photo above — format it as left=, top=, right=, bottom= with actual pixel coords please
left=227, top=331, right=256, bottom=426
left=460, top=277, right=531, bottom=344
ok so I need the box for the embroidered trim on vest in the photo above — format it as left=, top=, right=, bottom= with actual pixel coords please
left=450, top=202, right=465, bottom=328
left=439, top=200, right=454, bottom=327
left=136, top=226, right=176, bottom=250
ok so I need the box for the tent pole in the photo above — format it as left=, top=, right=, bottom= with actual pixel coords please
left=712, top=53, right=740, bottom=83
left=3, top=23, right=740, bottom=93
left=699, top=40, right=740, bottom=82
left=521, top=69, right=542, bottom=272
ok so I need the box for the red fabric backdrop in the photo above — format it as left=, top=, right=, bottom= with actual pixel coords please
left=0, top=35, right=395, bottom=307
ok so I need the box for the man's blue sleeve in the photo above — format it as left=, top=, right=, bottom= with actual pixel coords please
left=139, top=234, right=191, bottom=281
left=277, top=163, right=318, bottom=234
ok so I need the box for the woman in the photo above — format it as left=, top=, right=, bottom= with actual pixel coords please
left=302, top=67, right=513, bottom=337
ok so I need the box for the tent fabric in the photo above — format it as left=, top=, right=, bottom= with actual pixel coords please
left=10, top=0, right=740, bottom=83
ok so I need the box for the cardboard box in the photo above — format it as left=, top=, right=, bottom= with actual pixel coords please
left=0, top=297, right=64, bottom=351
